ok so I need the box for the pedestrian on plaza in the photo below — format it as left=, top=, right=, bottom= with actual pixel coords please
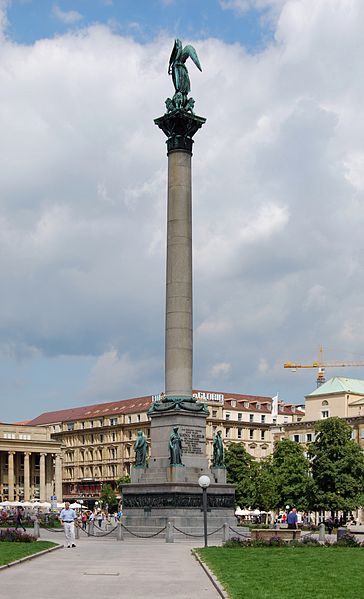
left=326, top=516, right=333, bottom=535
left=15, top=506, right=26, bottom=532
left=97, top=511, right=103, bottom=529
left=81, top=512, right=87, bottom=530
left=287, top=507, right=298, bottom=530
left=59, top=501, right=78, bottom=548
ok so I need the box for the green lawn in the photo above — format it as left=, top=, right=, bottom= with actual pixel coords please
left=197, top=546, right=364, bottom=599
left=0, top=541, right=58, bottom=566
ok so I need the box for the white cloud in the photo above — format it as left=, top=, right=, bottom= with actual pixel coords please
left=52, top=4, right=83, bottom=24
left=84, top=349, right=162, bottom=400
left=210, top=362, right=231, bottom=378
left=1, top=1, right=364, bottom=419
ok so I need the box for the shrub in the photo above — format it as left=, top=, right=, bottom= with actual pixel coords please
left=0, top=528, right=36, bottom=543
left=336, top=532, right=361, bottom=547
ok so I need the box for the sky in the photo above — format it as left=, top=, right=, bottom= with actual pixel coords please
left=1, top=0, right=364, bottom=422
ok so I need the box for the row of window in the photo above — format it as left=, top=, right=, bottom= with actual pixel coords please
left=65, top=414, right=143, bottom=432
left=223, top=428, right=267, bottom=440
left=65, top=465, right=117, bottom=478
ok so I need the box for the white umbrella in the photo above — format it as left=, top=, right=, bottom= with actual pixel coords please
left=57, top=502, right=65, bottom=509
left=39, top=502, right=51, bottom=508
left=21, top=501, right=33, bottom=507
left=70, top=502, right=81, bottom=509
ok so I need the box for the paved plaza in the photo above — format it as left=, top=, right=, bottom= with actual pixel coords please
left=0, top=531, right=221, bottom=599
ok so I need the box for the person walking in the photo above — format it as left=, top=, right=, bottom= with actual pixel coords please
left=59, top=501, right=77, bottom=548
left=15, top=506, right=26, bottom=532
left=287, top=507, right=298, bottom=530
left=326, top=516, right=334, bottom=535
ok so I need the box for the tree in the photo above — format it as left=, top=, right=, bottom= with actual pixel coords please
left=254, top=457, right=279, bottom=512
left=271, top=439, right=312, bottom=511
left=308, top=417, right=364, bottom=512
left=225, top=443, right=258, bottom=508
left=116, top=475, right=131, bottom=493
left=100, top=483, right=118, bottom=513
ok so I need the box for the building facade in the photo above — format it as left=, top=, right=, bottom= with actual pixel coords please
left=26, top=389, right=302, bottom=503
left=279, top=377, right=364, bottom=449
left=0, top=423, right=62, bottom=502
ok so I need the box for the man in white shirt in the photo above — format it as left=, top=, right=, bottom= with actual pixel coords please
left=59, top=502, right=77, bottom=548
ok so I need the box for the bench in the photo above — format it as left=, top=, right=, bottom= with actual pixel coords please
left=251, top=528, right=301, bottom=541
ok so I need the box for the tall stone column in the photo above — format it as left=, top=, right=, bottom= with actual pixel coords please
left=155, top=112, right=206, bottom=400
left=55, top=454, right=62, bottom=501
left=8, top=451, right=15, bottom=501
left=40, top=453, right=46, bottom=501
left=24, top=452, right=31, bottom=501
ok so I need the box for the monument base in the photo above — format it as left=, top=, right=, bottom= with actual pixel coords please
left=121, top=481, right=237, bottom=534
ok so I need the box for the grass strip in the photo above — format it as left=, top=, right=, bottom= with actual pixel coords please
left=197, top=546, right=364, bottom=599
left=0, top=541, right=58, bottom=566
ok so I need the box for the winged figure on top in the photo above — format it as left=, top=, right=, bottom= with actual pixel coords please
left=165, top=39, right=202, bottom=114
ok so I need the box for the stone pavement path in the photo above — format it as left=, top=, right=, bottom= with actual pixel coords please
left=0, top=533, right=221, bottom=599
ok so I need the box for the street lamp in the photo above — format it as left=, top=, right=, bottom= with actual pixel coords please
left=198, top=475, right=211, bottom=547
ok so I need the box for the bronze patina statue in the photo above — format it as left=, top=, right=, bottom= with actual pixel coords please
left=165, top=39, right=202, bottom=114
left=134, top=430, right=148, bottom=467
left=212, top=430, right=224, bottom=467
left=169, top=426, right=184, bottom=466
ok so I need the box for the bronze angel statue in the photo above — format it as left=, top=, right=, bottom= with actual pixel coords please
left=166, top=39, right=202, bottom=113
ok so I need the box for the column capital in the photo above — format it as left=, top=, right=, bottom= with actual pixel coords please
left=154, top=111, right=206, bottom=155
left=24, top=451, right=32, bottom=457
left=8, top=451, right=16, bottom=456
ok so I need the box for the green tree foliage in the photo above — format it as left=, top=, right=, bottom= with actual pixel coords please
left=116, top=475, right=131, bottom=492
left=254, top=458, right=279, bottom=512
left=100, top=483, right=118, bottom=513
left=271, top=439, right=312, bottom=511
left=225, top=443, right=258, bottom=507
left=308, top=417, right=364, bottom=512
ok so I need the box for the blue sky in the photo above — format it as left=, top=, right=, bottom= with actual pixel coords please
left=1, top=0, right=364, bottom=422
left=6, top=0, right=271, bottom=49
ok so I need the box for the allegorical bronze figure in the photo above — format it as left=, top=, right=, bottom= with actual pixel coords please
left=134, top=430, right=148, bottom=467
left=212, top=430, right=224, bottom=467
left=165, top=39, right=202, bottom=114
left=169, top=426, right=184, bottom=465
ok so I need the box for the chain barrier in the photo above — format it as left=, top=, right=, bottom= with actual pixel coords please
left=119, top=522, right=167, bottom=538
left=39, top=523, right=64, bottom=533
left=79, top=525, right=118, bottom=538
left=228, top=526, right=250, bottom=538
left=172, top=524, right=224, bottom=538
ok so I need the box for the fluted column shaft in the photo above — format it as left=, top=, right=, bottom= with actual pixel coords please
left=8, top=451, right=15, bottom=501
left=40, top=453, right=46, bottom=501
left=55, top=454, right=62, bottom=501
left=24, top=452, right=31, bottom=501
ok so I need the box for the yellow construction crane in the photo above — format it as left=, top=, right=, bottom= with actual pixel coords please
left=284, top=345, right=364, bottom=387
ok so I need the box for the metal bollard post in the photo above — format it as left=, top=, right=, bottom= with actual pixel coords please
left=75, top=525, right=80, bottom=539
left=116, top=521, right=124, bottom=541
left=222, top=523, right=229, bottom=544
left=33, top=519, right=40, bottom=539
left=337, top=527, right=346, bottom=542
left=166, top=521, right=174, bottom=543
left=318, top=522, right=325, bottom=542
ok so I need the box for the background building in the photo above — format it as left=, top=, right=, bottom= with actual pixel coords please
left=0, top=423, right=62, bottom=502
left=26, top=389, right=301, bottom=504
left=279, top=377, right=364, bottom=449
